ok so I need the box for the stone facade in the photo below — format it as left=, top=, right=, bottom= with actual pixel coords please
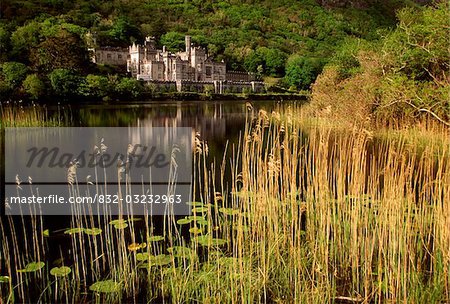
left=143, top=80, right=265, bottom=94
left=225, top=70, right=256, bottom=82
left=127, top=36, right=227, bottom=82
left=90, top=47, right=129, bottom=68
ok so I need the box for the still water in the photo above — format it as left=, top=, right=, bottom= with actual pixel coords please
left=1, top=100, right=301, bottom=294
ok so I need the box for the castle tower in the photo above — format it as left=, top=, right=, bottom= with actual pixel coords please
left=185, top=36, right=191, bottom=58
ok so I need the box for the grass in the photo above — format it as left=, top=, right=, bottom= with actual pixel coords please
left=0, top=102, right=70, bottom=127
left=0, top=105, right=449, bottom=303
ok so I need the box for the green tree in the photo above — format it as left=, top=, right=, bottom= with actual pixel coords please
left=30, top=29, right=91, bottom=73
left=116, top=78, right=143, bottom=98
left=285, top=55, right=325, bottom=90
left=0, top=79, right=11, bottom=100
left=80, top=74, right=111, bottom=98
left=23, top=74, right=46, bottom=99
left=10, top=21, right=42, bottom=62
left=243, top=50, right=264, bottom=74
left=1, top=61, right=29, bottom=89
left=160, top=32, right=186, bottom=51
left=244, top=47, right=287, bottom=77
left=0, top=25, right=11, bottom=62
left=259, top=47, right=287, bottom=77
left=48, top=69, right=80, bottom=98
left=108, top=17, right=142, bottom=45
left=382, top=3, right=449, bottom=82
left=331, top=38, right=370, bottom=79
left=140, top=18, right=166, bottom=39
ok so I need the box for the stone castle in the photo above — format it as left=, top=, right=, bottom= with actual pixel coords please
left=90, top=35, right=264, bottom=93
left=127, top=35, right=229, bottom=82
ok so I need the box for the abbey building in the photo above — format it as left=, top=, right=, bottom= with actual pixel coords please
left=127, top=36, right=227, bottom=82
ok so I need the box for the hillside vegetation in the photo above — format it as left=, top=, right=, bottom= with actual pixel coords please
left=309, top=2, right=449, bottom=127
left=1, top=0, right=448, bottom=126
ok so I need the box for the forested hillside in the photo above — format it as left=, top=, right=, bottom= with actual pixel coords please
left=1, top=0, right=419, bottom=79
left=1, top=0, right=447, bottom=126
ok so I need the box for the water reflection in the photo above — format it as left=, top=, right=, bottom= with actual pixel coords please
left=70, top=101, right=293, bottom=165
left=74, top=101, right=276, bottom=140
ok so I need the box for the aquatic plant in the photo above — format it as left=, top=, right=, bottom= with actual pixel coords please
left=1, top=106, right=449, bottom=303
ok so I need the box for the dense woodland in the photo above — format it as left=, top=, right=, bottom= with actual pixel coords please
left=0, top=0, right=448, bottom=124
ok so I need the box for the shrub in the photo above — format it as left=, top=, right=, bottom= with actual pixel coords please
left=81, top=74, right=111, bottom=98
left=310, top=51, right=382, bottom=127
left=204, top=84, right=214, bottom=96
left=1, top=61, right=28, bottom=89
left=331, top=38, right=371, bottom=79
left=48, top=68, right=80, bottom=98
left=116, top=78, right=143, bottom=98
left=285, top=56, right=325, bottom=90
left=23, top=74, right=46, bottom=99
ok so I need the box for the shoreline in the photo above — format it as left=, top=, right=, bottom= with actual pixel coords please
left=0, top=92, right=309, bottom=105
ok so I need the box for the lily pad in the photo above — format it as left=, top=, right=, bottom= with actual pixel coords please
left=167, top=246, right=192, bottom=258
left=64, top=227, right=85, bottom=235
left=176, top=218, right=192, bottom=225
left=195, top=218, right=209, bottom=226
left=84, top=228, right=102, bottom=236
left=189, top=226, right=203, bottom=235
left=0, top=276, right=9, bottom=283
left=192, top=207, right=208, bottom=213
left=113, top=222, right=128, bottom=229
left=147, top=235, right=165, bottom=242
left=150, top=254, right=172, bottom=266
left=188, top=215, right=201, bottom=220
left=18, top=261, right=45, bottom=273
left=50, top=266, right=71, bottom=277
left=109, top=219, right=127, bottom=226
left=136, top=252, right=150, bottom=261
left=195, top=236, right=228, bottom=247
left=90, top=280, right=121, bottom=293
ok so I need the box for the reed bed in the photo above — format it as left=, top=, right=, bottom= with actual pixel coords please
left=0, top=102, right=69, bottom=127
left=0, top=106, right=449, bottom=303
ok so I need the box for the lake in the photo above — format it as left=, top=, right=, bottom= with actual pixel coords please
left=1, top=99, right=448, bottom=303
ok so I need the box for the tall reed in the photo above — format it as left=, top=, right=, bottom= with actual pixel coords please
left=0, top=105, right=448, bottom=303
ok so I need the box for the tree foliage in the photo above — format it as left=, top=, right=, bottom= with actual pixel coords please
left=23, top=74, right=46, bottom=99
left=285, top=56, right=325, bottom=90
left=116, top=78, right=143, bottom=98
left=1, top=61, right=28, bottom=89
left=80, top=74, right=111, bottom=98
left=30, top=29, right=91, bottom=73
left=310, top=3, right=450, bottom=126
left=48, top=69, right=80, bottom=98
left=2, top=0, right=411, bottom=78
left=382, top=3, right=449, bottom=82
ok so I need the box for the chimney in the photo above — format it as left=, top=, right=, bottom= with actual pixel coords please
left=163, top=45, right=166, bottom=53
left=185, top=35, right=191, bottom=55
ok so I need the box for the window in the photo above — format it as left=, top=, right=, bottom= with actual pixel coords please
left=118, top=54, right=122, bottom=59
left=107, top=53, right=112, bottom=59
left=206, top=66, right=212, bottom=77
